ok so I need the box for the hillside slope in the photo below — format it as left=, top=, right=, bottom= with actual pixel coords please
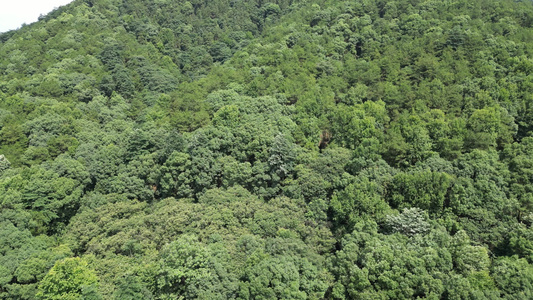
left=2, top=0, right=533, bottom=299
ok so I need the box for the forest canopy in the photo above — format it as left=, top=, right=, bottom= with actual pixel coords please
left=2, top=0, right=533, bottom=298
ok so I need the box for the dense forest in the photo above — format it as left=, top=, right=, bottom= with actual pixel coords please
left=2, top=0, right=533, bottom=298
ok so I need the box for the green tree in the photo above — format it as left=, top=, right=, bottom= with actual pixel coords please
left=492, top=256, right=533, bottom=299
left=112, top=275, right=153, bottom=300
left=37, top=257, right=99, bottom=300
left=331, top=177, right=389, bottom=231
left=156, top=235, right=225, bottom=299
left=388, top=171, right=452, bottom=214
